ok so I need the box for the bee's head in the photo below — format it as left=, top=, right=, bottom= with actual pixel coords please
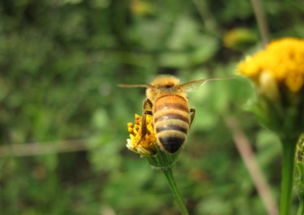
left=151, top=75, right=180, bottom=88
left=118, top=75, right=184, bottom=101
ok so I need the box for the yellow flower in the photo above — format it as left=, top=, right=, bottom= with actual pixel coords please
left=237, top=38, right=304, bottom=93
left=126, top=114, right=157, bottom=156
left=223, top=28, right=257, bottom=50
left=130, top=0, right=152, bottom=16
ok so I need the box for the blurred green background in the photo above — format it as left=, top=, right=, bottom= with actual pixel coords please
left=0, top=0, right=303, bottom=214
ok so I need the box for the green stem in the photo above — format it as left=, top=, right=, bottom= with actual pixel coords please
left=249, top=0, right=270, bottom=46
left=297, top=198, right=304, bottom=215
left=280, top=137, right=297, bottom=215
left=163, top=168, right=189, bottom=215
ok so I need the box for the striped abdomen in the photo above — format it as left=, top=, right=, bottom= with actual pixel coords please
left=153, top=95, right=190, bottom=153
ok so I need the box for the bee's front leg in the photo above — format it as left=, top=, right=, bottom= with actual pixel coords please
left=137, top=99, right=153, bottom=145
left=190, top=108, right=195, bottom=127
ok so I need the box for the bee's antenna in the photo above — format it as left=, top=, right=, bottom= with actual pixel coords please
left=117, top=84, right=154, bottom=88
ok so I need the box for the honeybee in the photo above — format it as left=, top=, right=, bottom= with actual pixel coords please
left=119, top=75, right=226, bottom=153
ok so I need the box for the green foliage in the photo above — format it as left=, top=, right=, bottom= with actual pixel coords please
left=0, top=0, right=303, bottom=214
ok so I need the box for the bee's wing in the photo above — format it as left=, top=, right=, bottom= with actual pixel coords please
left=178, top=79, right=206, bottom=91
left=177, top=77, right=234, bottom=91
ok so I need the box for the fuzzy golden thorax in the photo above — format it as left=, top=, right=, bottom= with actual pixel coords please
left=146, top=75, right=186, bottom=102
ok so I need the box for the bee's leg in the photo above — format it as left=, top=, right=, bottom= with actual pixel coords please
left=141, top=110, right=152, bottom=136
left=190, top=108, right=195, bottom=127
left=143, top=98, right=153, bottom=113
left=137, top=99, right=153, bottom=145
left=141, top=99, right=153, bottom=135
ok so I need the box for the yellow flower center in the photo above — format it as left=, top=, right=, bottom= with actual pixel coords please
left=126, top=114, right=157, bottom=156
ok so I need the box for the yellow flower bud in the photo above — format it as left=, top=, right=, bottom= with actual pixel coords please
left=258, top=71, right=280, bottom=100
